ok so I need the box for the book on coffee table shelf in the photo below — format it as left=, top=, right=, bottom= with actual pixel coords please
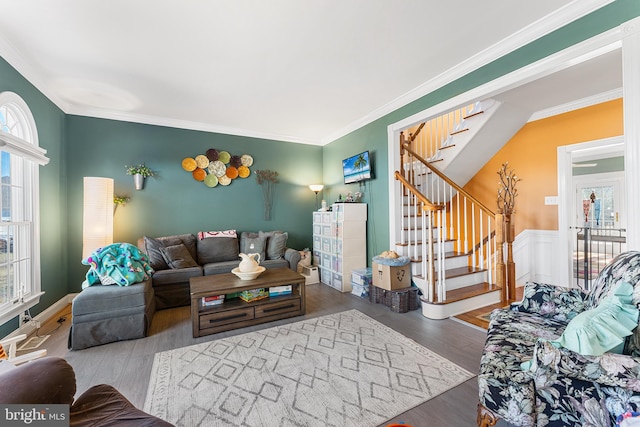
left=239, top=288, right=269, bottom=302
left=201, top=295, right=225, bottom=307
left=269, top=285, right=292, bottom=296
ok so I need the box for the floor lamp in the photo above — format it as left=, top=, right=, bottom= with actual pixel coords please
left=83, top=177, right=114, bottom=259
left=309, top=184, right=324, bottom=210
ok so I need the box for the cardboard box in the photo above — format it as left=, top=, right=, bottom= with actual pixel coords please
left=372, top=262, right=411, bottom=290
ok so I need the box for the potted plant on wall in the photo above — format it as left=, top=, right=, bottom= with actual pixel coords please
left=125, top=163, right=154, bottom=190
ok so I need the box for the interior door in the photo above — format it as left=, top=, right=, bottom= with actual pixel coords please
left=572, top=171, right=626, bottom=288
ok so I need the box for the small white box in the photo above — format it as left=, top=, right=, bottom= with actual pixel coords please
left=301, top=266, right=319, bottom=285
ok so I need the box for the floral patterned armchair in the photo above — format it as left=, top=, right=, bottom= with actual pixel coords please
left=478, top=251, right=640, bottom=427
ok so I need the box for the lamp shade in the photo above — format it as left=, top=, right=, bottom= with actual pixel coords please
left=309, top=184, right=324, bottom=193
left=82, top=177, right=114, bottom=259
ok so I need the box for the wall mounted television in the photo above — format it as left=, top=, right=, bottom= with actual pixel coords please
left=342, top=151, right=372, bottom=184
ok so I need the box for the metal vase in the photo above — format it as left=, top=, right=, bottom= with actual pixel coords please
left=134, top=174, right=145, bottom=190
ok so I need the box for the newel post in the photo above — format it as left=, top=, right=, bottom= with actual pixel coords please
left=495, top=213, right=506, bottom=302
left=505, top=213, right=516, bottom=302
left=496, top=162, right=521, bottom=303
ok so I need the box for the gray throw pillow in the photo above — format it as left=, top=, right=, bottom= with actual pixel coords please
left=160, top=244, right=199, bottom=269
left=259, top=230, right=288, bottom=260
left=197, top=237, right=239, bottom=264
left=240, top=232, right=266, bottom=262
left=144, top=236, right=169, bottom=270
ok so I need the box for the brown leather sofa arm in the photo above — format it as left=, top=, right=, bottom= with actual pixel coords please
left=0, top=357, right=76, bottom=405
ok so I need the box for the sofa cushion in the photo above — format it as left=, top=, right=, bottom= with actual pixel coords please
left=586, top=251, right=640, bottom=309
left=259, top=230, right=288, bottom=260
left=143, top=236, right=169, bottom=270
left=197, top=236, right=239, bottom=264
left=143, top=234, right=197, bottom=271
left=197, top=229, right=237, bottom=239
left=151, top=266, right=203, bottom=287
left=160, top=243, right=199, bottom=269
left=203, top=260, right=241, bottom=276
left=240, top=232, right=266, bottom=262
left=550, top=281, right=638, bottom=356
left=72, top=279, right=154, bottom=316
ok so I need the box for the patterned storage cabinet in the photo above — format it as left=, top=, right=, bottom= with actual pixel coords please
left=312, top=203, right=367, bottom=292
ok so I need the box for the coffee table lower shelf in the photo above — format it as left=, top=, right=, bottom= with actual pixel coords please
left=190, top=268, right=306, bottom=337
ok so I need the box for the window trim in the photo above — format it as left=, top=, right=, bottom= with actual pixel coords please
left=0, top=91, right=48, bottom=326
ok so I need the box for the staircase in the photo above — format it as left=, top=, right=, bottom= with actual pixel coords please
left=395, top=100, right=522, bottom=319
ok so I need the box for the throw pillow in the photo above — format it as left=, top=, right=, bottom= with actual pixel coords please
left=550, top=281, right=638, bottom=356
left=197, top=229, right=237, bottom=240
left=240, top=232, right=266, bottom=263
left=143, top=236, right=169, bottom=271
left=159, top=244, right=199, bottom=269
left=197, top=236, right=239, bottom=264
left=259, top=230, right=288, bottom=260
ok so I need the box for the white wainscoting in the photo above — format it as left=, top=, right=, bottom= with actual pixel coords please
left=513, top=229, right=566, bottom=288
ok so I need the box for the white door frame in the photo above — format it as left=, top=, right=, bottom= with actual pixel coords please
left=557, top=136, right=625, bottom=287
left=387, top=17, right=640, bottom=275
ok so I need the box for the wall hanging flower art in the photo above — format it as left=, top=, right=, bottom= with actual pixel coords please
left=181, top=149, right=253, bottom=188
left=255, top=169, right=278, bottom=220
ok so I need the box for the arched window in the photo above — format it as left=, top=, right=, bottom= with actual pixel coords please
left=0, top=92, right=49, bottom=326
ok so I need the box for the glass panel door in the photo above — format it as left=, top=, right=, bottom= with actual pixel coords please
left=572, top=172, right=626, bottom=289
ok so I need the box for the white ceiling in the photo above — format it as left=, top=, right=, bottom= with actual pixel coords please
left=0, top=1, right=615, bottom=145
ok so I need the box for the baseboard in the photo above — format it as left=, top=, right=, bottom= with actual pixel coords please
left=4, top=293, right=78, bottom=340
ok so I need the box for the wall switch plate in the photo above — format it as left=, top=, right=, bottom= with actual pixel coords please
left=545, top=196, right=558, bottom=205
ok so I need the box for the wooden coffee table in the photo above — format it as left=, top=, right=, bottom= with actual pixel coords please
left=190, top=267, right=306, bottom=337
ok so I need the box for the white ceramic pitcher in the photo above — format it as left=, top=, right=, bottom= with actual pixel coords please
left=238, top=253, right=261, bottom=272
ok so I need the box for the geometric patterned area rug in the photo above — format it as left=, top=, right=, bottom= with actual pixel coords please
left=144, top=310, right=474, bottom=427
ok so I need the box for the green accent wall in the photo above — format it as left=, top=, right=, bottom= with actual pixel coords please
left=322, top=0, right=640, bottom=262
left=0, top=0, right=638, bottom=337
left=65, top=116, right=323, bottom=290
left=573, top=156, right=624, bottom=176
left=0, top=57, right=67, bottom=337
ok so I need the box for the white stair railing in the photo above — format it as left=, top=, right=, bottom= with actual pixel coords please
left=396, top=141, right=503, bottom=304
left=406, top=101, right=485, bottom=163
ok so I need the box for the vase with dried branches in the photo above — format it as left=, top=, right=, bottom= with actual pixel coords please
left=496, top=161, right=521, bottom=302
left=497, top=162, right=521, bottom=215
left=255, top=170, right=278, bottom=220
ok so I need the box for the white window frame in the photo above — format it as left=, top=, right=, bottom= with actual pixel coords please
left=0, top=91, right=49, bottom=326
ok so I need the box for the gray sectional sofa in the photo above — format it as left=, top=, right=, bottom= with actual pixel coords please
left=138, top=231, right=301, bottom=309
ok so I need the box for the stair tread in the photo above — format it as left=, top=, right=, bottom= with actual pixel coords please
left=444, top=266, right=486, bottom=278
left=409, top=251, right=467, bottom=262
left=396, top=239, right=455, bottom=246
left=413, top=266, right=485, bottom=279
left=421, top=282, right=500, bottom=305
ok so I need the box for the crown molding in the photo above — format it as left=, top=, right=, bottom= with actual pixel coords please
left=0, top=36, right=71, bottom=113
left=0, top=0, right=614, bottom=146
left=65, top=105, right=324, bottom=146
left=321, top=0, right=614, bottom=145
left=528, top=88, right=623, bottom=122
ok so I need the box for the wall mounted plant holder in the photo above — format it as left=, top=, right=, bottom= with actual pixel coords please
left=113, top=195, right=130, bottom=214
left=133, top=174, right=145, bottom=190
left=125, top=163, right=154, bottom=191
left=181, top=149, right=253, bottom=188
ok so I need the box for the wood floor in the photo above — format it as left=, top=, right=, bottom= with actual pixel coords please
left=21, top=283, right=514, bottom=427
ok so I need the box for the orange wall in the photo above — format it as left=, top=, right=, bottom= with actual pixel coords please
left=463, top=99, right=623, bottom=235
